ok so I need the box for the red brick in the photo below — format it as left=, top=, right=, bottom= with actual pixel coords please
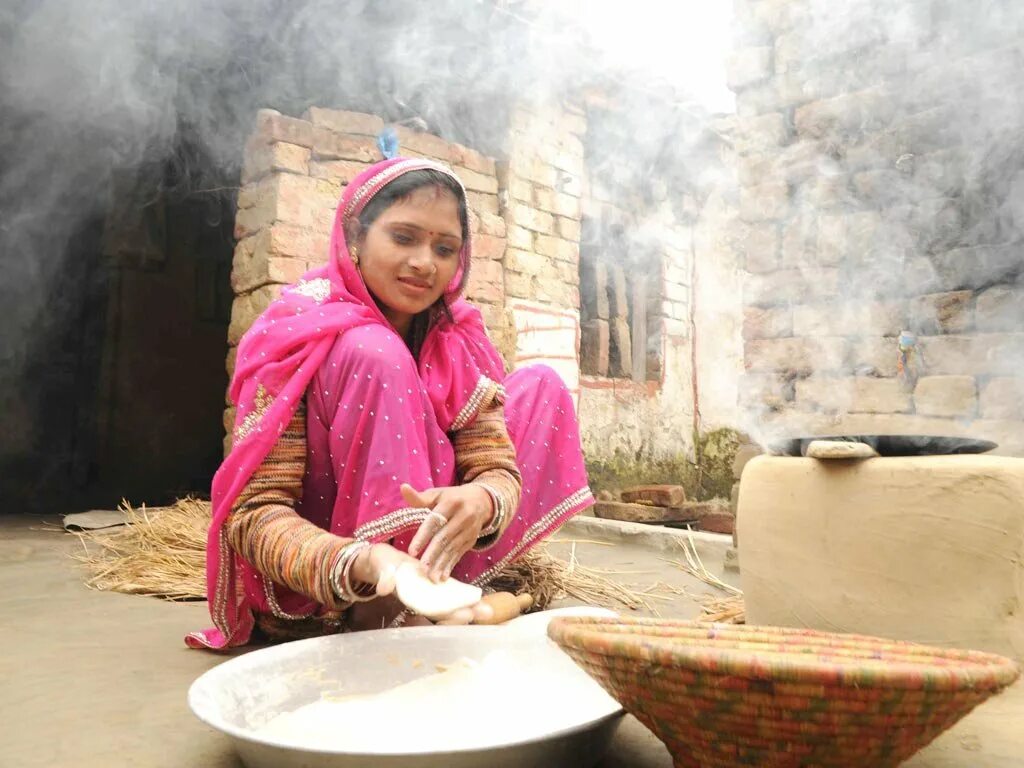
left=308, top=159, right=368, bottom=185
left=254, top=110, right=313, bottom=148
left=621, top=485, right=686, bottom=506
left=265, top=223, right=330, bottom=263
left=394, top=127, right=453, bottom=162
left=241, top=141, right=310, bottom=183
left=506, top=225, right=534, bottom=250
left=453, top=166, right=498, bottom=194
left=510, top=203, right=554, bottom=234
left=695, top=512, right=735, bottom=535
left=473, top=234, right=506, bottom=261
left=228, top=285, right=282, bottom=345
left=535, top=187, right=581, bottom=218
left=557, top=217, right=581, bottom=241
left=580, top=319, right=610, bottom=376
left=475, top=211, right=506, bottom=238
left=609, top=317, right=632, bottom=377
left=676, top=501, right=735, bottom=535
left=450, top=144, right=496, bottom=176
left=304, top=108, right=383, bottom=137
left=234, top=175, right=339, bottom=240
left=594, top=501, right=692, bottom=524
left=232, top=229, right=313, bottom=293
left=609, top=265, right=629, bottom=319
left=581, top=261, right=610, bottom=320
left=311, top=127, right=377, bottom=162
left=535, top=235, right=579, bottom=264
left=466, top=192, right=499, bottom=216
left=465, top=260, right=504, bottom=304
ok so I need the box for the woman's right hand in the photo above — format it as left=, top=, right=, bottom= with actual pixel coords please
left=349, top=543, right=493, bottom=625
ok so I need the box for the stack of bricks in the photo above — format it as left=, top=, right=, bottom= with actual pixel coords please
left=497, top=102, right=586, bottom=313
left=578, top=101, right=694, bottom=382
left=577, top=207, right=688, bottom=381
left=224, top=108, right=507, bottom=450
left=730, top=0, right=1024, bottom=450
left=580, top=252, right=630, bottom=378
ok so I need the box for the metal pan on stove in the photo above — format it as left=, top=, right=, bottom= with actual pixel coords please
left=771, top=435, right=997, bottom=457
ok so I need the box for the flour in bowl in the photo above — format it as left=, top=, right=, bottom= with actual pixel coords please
left=258, top=647, right=616, bottom=753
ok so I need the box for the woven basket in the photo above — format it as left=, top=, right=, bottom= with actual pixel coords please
left=547, top=616, right=1020, bottom=768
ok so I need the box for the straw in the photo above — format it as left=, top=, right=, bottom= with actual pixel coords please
left=73, top=498, right=656, bottom=612
left=73, top=497, right=209, bottom=601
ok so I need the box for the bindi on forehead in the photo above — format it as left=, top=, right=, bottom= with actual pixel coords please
left=389, top=221, right=462, bottom=242
left=382, top=190, right=461, bottom=240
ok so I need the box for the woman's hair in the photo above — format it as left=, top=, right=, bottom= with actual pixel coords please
left=354, top=168, right=470, bottom=354
left=357, top=169, right=469, bottom=253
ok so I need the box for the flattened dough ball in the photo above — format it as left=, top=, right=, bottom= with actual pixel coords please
left=394, top=563, right=483, bottom=619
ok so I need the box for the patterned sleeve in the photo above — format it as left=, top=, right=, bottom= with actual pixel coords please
left=224, top=399, right=350, bottom=610
left=452, top=389, right=522, bottom=551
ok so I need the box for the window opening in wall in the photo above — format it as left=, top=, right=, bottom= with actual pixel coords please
left=579, top=213, right=663, bottom=382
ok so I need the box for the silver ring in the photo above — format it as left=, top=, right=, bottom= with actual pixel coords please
left=428, top=511, right=447, bottom=528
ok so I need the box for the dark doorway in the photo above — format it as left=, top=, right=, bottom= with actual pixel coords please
left=2, top=137, right=234, bottom=513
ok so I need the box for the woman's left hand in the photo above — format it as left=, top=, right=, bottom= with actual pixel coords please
left=402, top=483, right=493, bottom=582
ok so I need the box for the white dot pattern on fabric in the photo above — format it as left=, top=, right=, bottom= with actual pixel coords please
left=248, top=275, right=593, bottom=610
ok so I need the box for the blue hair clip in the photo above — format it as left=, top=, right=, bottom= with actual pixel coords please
left=377, top=127, right=399, bottom=160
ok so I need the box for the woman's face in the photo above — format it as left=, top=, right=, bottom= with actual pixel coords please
left=355, top=185, right=463, bottom=337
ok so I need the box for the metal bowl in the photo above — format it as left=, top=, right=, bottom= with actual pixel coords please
left=771, top=434, right=997, bottom=457
left=188, top=608, right=623, bottom=768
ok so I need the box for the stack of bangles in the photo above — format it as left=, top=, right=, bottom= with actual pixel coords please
left=475, top=482, right=506, bottom=539
left=331, top=486, right=505, bottom=619
left=330, top=540, right=377, bottom=603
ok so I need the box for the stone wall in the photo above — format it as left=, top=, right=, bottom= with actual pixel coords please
left=730, top=0, right=1024, bottom=454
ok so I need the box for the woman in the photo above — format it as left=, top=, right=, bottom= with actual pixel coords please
left=188, top=156, right=594, bottom=650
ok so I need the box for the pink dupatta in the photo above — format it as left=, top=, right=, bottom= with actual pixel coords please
left=188, top=158, right=504, bottom=650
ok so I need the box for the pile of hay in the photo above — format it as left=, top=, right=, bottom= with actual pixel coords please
left=74, top=498, right=652, bottom=611
left=74, top=498, right=209, bottom=601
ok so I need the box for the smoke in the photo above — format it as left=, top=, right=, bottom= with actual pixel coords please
left=729, top=0, right=1024, bottom=451
left=1, top=0, right=741, bottom=495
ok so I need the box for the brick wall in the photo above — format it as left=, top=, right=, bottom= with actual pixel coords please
left=731, top=0, right=1024, bottom=454
left=497, top=101, right=587, bottom=398
left=224, top=108, right=507, bottom=450
left=225, top=101, right=724, bottom=464
left=574, top=100, right=709, bottom=459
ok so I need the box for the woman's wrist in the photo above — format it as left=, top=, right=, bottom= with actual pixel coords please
left=331, top=541, right=376, bottom=602
left=473, top=482, right=504, bottom=537
left=349, top=542, right=377, bottom=586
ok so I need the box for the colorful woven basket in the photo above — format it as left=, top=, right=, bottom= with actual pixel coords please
left=547, top=617, right=1020, bottom=768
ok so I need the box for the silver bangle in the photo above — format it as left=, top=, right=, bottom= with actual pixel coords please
left=475, top=482, right=506, bottom=538
left=331, top=541, right=376, bottom=603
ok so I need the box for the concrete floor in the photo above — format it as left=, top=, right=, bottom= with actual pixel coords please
left=1, top=515, right=1021, bottom=768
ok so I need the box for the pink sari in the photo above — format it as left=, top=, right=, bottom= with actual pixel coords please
left=188, top=158, right=594, bottom=650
